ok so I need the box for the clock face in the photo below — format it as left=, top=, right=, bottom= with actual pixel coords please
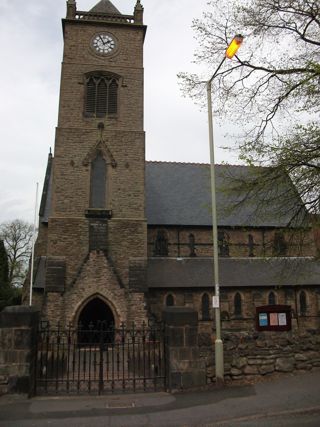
left=92, top=34, right=116, bottom=54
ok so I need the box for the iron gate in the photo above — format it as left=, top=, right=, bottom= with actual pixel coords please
left=34, top=322, right=166, bottom=395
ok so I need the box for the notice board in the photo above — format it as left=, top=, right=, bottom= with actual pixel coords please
left=256, top=305, right=292, bottom=331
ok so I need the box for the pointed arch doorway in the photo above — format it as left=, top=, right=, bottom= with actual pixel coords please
left=77, top=297, right=115, bottom=344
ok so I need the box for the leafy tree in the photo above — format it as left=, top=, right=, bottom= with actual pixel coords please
left=179, top=0, right=320, bottom=219
left=0, top=219, right=33, bottom=288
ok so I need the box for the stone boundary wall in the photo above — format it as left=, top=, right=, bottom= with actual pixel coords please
left=163, top=307, right=206, bottom=391
left=200, top=330, right=320, bottom=382
left=0, top=307, right=39, bottom=395
left=2, top=306, right=318, bottom=394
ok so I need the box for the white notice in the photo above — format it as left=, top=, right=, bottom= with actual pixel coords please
left=212, top=296, right=220, bottom=308
left=278, top=313, right=287, bottom=326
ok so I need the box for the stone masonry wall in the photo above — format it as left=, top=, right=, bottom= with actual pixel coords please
left=148, top=287, right=320, bottom=331
left=0, top=307, right=39, bottom=395
left=199, top=330, right=320, bottom=383
left=59, top=23, right=144, bottom=130
left=42, top=250, right=148, bottom=327
left=37, top=15, right=148, bottom=327
left=163, top=307, right=206, bottom=391
left=54, top=251, right=128, bottom=326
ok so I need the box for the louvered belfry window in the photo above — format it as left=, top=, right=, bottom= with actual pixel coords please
left=85, top=75, right=118, bottom=117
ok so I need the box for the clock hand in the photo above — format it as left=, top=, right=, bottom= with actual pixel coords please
left=99, top=36, right=105, bottom=45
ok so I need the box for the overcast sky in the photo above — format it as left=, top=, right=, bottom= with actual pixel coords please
left=0, top=0, right=239, bottom=224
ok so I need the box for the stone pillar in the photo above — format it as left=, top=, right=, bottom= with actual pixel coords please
left=163, top=307, right=206, bottom=391
left=134, top=0, right=144, bottom=24
left=0, top=306, right=39, bottom=395
left=127, top=258, right=149, bottom=326
left=66, top=0, right=76, bottom=19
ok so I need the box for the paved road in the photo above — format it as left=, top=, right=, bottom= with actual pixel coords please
left=1, top=369, right=320, bottom=426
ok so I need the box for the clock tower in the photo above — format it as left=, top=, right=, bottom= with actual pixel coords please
left=35, top=0, right=148, bottom=327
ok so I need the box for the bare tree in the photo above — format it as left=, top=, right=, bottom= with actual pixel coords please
left=0, top=220, right=33, bottom=287
left=0, top=240, right=9, bottom=288
left=178, top=0, right=320, bottom=217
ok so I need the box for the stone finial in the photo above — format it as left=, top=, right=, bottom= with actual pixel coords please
left=66, top=0, right=76, bottom=19
left=134, top=0, right=143, bottom=24
left=135, top=0, right=143, bottom=9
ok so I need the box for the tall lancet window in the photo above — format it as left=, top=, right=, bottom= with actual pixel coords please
left=90, top=151, right=106, bottom=208
left=201, top=293, right=210, bottom=320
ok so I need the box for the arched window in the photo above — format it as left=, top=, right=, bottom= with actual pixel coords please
left=201, top=293, right=210, bottom=320
left=90, top=151, right=106, bottom=208
left=189, top=233, right=196, bottom=257
left=234, top=292, right=242, bottom=316
left=154, top=230, right=168, bottom=256
left=268, top=291, right=276, bottom=305
left=218, top=231, right=229, bottom=257
left=299, top=291, right=307, bottom=316
left=85, top=75, right=118, bottom=117
left=273, top=231, right=287, bottom=256
left=248, top=234, right=255, bottom=257
left=165, top=294, right=174, bottom=307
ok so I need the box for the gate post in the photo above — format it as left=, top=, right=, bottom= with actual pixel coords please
left=163, top=307, right=206, bottom=391
left=0, top=306, right=39, bottom=396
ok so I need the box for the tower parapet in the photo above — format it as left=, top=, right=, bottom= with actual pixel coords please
left=65, top=0, right=144, bottom=26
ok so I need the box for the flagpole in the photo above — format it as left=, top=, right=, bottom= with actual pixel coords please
left=29, top=182, right=39, bottom=306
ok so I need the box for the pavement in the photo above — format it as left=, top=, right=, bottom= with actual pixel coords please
left=1, top=369, right=320, bottom=426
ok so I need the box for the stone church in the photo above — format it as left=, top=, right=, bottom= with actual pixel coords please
left=28, top=0, right=320, bottom=333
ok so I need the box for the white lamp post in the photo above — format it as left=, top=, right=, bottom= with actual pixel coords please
left=207, top=35, right=244, bottom=384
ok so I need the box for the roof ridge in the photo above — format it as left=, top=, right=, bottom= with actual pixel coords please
left=147, top=160, right=209, bottom=166
left=146, top=160, right=258, bottom=168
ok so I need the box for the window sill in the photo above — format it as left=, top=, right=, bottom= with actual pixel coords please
left=83, top=113, right=118, bottom=120
left=85, top=209, right=112, bottom=219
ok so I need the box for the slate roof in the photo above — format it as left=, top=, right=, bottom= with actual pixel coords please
left=146, top=162, right=305, bottom=228
left=147, top=257, right=320, bottom=289
left=39, top=157, right=305, bottom=228
left=89, top=0, right=122, bottom=15
left=39, top=153, right=53, bottom=224
left=34, top=254, right=320, bottom=290
left=33, top=256, right=46, bottom=289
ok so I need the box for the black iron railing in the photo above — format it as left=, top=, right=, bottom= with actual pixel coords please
left=34, top=322, right=166, bottom=395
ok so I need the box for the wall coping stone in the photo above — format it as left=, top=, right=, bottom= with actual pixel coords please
left=0, top=306, right=40, bottom=328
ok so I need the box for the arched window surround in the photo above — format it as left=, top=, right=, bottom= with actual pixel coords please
left=83, top=140, right=117, bottom=214
left=165, top=294, right=175, bottom=307
left=299, top=291, right=307, bottom=316
left=90, top=150, right=107, bottom=209
left=268, top=291, right=277, bottom=305
left=201, top=293, right=210, bottom=321
left=154, top=230, right=169, bottom=256
left=218, top=230, right=230, bottom=257
left=273, top=231, right=287, bottom=256
left=234, top=292, right=242, bottom=317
